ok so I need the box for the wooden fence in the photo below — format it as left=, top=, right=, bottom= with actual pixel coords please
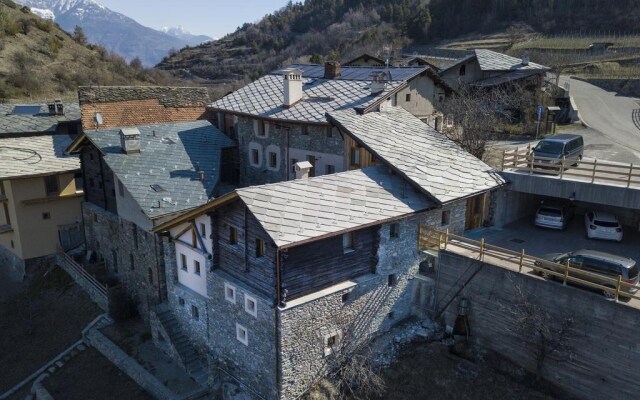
left=418, top=225, right=640, bottom=302
left=501, top=146, right=640, bottom=188
left=57, top=247, right=108, bottom=300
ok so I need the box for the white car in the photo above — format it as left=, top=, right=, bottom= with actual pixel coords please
left=585, top=211, right=623, bottom=242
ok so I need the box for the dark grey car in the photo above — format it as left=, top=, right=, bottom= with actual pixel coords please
left=531, top=134, right=584, bottom=168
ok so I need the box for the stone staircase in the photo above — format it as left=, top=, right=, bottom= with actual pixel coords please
left=156, top=307, right=209, bottom=387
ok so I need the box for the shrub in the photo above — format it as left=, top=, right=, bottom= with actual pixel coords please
left=46, top=36, right=63, bottom=56
left=19, top=17, right=32, bottom=34
left=33, top=17, right=52, bottom=32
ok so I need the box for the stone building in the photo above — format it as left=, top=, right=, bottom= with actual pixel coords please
left=0, top=102, right=83, bottom=280
left=209, top=62, right=452, bottom=187
left=151, top=101, right=504, bottom=398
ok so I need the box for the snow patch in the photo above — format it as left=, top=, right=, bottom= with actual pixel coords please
left=30, top=7, right=55, bottom=20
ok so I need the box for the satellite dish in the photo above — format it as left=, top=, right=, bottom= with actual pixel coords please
left=94, top=112, right=103, bottom=126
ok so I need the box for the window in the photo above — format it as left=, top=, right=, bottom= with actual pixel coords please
left=191, top=305, right=199, bottom=321
left=42, top=212, right=51, bottom=220
left=251, top=149, right=259, bottom=165
left=192, top=229, right=197, bottom=247
left=323, top=331, right=342, bottom=356
left=326, top=127, right=333, bottom=138
left=405, top=93, right=411, bottom=102
left=112, top=250, right=118, bottom=273
left=459, top=64, right=466, bottom=76
left=269, top=151, right=277, bottom=168
left=325, top=164, right=335, bottom=175
left=44, top=175, right=59, bottom=196
left=224, top=283, right=236, bottom=303
left=388, top=274, right=397, bottom=287
left=200, top=223, right=206, bottom=238
left=148, top=268, right=153, bottom=283
left=350, top=147, right=360, bottom=167
left=229, top=226, right=238, bottom=244
left=441, top=210, right=451, bottom=226
left=244, top=294, right=257, bottom=317
left=291, top=158, right=298, bottom=173
left=194, top=260, right=201, bottom=275
left=390, top=223, right=399, bottom=238
left=342, top=232, right=354, bottom=253
left=118, top=180, right=124, bottom=197
left=301, top=125, right=309, bottom=135
left=341, top=292, right=350, bottom=304
left=130, top=254, right=135, bottom=271
left=74, top=172, right=83, bottom=192
left=236, top=323, right=249, bottom=346
left=255, top=238, right=265, bottom=257
left=180, top=253, right=187, bottom=271
left=178, top=297, right=185, bottom=306
left=254, top=119, right=267, bottom=138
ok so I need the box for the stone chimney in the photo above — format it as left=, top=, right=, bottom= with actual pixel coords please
left=370, top=71, right=387, bottom=95
left=47, top=99, right=64, bottom=115
left=324, top=61, right=341, bottom=79
left=294, top=160, right=313, bottom=179
left=283, top=69, right=303, bottom=108
left=120, top=127, right=141, bottom=154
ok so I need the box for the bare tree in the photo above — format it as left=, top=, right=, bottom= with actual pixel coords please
left=500, top=274, right=577, bottom=380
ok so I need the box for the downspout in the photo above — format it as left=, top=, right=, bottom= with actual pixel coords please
left=275, top=248, right=282, bottom=399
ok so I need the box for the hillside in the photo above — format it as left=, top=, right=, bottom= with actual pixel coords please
left=0, top=0, right=174, bottom=102
left=15, top=0, right=212, bottom=66
left=157, top=0, right=640, bottom=88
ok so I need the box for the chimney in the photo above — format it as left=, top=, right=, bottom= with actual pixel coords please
left=119, top=127, right=141, bottom=154
left=54, top=99, right=64, bottom=115
left=294, top=160, right=313, bottom=179
left=435, top=116, right=443, bottom=132
left=521, top=56, right=529, bottom=66
left=47, top=102, right=56, bottom=115
left=370, top=71, right=387, bottom=95
left=283, top=68, right=303, bottom=108
left=324, top=61, right=341, bottom=79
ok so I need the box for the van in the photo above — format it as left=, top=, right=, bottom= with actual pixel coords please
left=537, top=249, right=638, bottom=299
left=531, top=134, right=584, bottom=168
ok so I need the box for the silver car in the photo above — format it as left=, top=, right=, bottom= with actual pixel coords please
left=534, top=203, right=574, bottom=230
left=585, top=211, right=623, bottom=242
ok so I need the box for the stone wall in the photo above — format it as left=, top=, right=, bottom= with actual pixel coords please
left=234, top=116, right=345, bottom=187
left=421, top=198, right=466, bottom=235
left=437, top=250, right=640, bottom=400
left=575, top=77, right=640, bottom=98
left=83, top=203, right=165, bottom=320
left=0, top=242, right=26, bottom=280
left=56, top=253, right=109, bottom=311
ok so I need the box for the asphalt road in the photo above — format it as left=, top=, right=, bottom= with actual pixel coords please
left=560, top=76, right=640, bottom=162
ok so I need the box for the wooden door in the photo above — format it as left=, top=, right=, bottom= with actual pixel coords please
left=465, top=194, right=486, bottom=231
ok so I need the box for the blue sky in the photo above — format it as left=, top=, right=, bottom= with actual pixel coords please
left=99, top=0, right=292, bottom=38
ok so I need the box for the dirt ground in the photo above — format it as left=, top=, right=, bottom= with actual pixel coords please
left=0, top=266, right=101, bottom=393
left=371, top=342, right=571, bottom=400
left=44, top=348, right=153, bottom=400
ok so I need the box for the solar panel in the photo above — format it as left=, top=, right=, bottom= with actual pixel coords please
left=12, top=105, right=42, bottom=115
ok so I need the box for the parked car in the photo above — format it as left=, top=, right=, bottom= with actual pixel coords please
left=535, top=249, right=638, bottom=299
left=585, top=211, right=623, bottom=242
left=531, top=134, right=584, bottom=169
left=534, top=203, right=575, bottom=230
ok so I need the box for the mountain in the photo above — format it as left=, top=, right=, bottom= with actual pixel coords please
left=0, top=0, right=168, bottom=101
left=161, top=26, right=212, bottom=46
left=14, top=0, right=211, bottom=66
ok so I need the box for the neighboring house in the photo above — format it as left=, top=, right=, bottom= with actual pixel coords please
left=210, top=62, right=452, bottom=187
left=150, top=103, right=504, bottom=397
left=406, top=55, right=461, bottom=71
left=343, top=53, right=386, bottom=67
left=0, top=102, right=83, bottom=280
left=66, top=86, right=236, bottom=317
left=439, top=48, right=549, bottom=90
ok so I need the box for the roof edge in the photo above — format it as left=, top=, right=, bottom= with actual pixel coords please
left=152, top=191, right=239, bottom=233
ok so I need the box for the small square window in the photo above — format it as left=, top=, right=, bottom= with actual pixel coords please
left=178, top=297, right=185, bottom=306
left=341, top=292, right=350, bottom=304
left=44, top=175, right=59, bottom=196
left=390, top=223, right=399, bottom=238
left=200, top=223, right=206, bottom=237
left=441, top=210, right=451, bottom=226
left=351, top=147, right=360, bottom=167
left=224, top=283, right=236, bottom=304
left=255, top=238, right=265, bottom=257
left=180, top=253, right=187, bottom=271
left=236, top=323, right=249, bottom=346
left=244, top=294, right=258, bottom=317
left=323, top=331, right=342, bottom=356
left=255, top=120, right=267, bottom=138
left=229, top=226, right=238, bottom=244
left=388, top=274, right=396, bottom=287
left=251, top=149, right=259, bottom=165
left=405, top=93, right=411, bottom=102
left=342, top=232, right=354, bottom=253
left=325, top=164, right=335, bottom=175
left=269, top=151, right=277, bottom=168
left=326, top=127, right=333, bottom=138
left=194, top=260, right=201, bottom=275
left=42, top=212, right=51, bottom=220
left=191, top=305, right=199, bottom=320
left=301, top=126, right=309, bottom=135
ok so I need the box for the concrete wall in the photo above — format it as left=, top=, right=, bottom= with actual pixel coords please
left=396, top=74, right=444, bottom=118
left=493, top=187, right=544, bottom=228
left=437, top=250, right=640, bottom=400
left=441, top=59, right=482, bottom=89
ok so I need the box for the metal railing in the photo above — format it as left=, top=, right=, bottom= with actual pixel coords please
left=57, top=247, right=108, bottom=297
left=418, top=225, right=640, bottom=302
left=501, top=146, right=640, bottom=188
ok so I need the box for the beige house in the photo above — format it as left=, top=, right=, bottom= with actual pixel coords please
left=0, top=104, right=83, bottom=280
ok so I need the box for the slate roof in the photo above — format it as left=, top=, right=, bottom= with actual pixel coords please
left=327, top=107, right=506, bottom=203
left=209, top=64, right=427, bottom=123
left=441, top=49, right=549, bottom=74
left=236, top=166, right=434, bottom=248
left=84, top=120, right=236, bottom=218
left=0, top=103, right=81, bottom=136
left=0, top=134, right=79, bottom=179
left=471, top=70, right=542, bottom=87
left=408, top=56, right=461, bottom=71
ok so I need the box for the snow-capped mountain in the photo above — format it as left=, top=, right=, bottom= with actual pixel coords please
left=161, top=26, right=212, bottom=44
left=15, top=0, right=211, bottom=66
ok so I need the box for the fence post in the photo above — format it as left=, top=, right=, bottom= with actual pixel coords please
left=615, top=274, right=622, bottom=302
left=518, top=249, right=525, bottom=273
left=480, top=238, right=485, bottom=261
left=438, top=232, right=442, bottom=249
left=444, top=228, right=449, bottom=249
left=501, top=150, right=506, bottom=171
left=591, top=159, right=598, bottom=183
left=627, top=163, right=634, bottom=188
left=529, top=153, right=534, bottom=174
left=560, top=157, right=565, bottom=178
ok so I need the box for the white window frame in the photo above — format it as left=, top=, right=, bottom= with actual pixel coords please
left=244, top=294, right=258, bottom=318
left=236, top=323, right=249, bottom=346
left=265, top=144, right=280, bottom=171
left=323, top=330, right=343, bottom=356
left=224, top=282, right=236, bottom=304
left=248, top=142, right=263, bottom=167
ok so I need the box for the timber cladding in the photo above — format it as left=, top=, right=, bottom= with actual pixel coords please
left=282, top=226, right=378, bottom=300
left=437, top=251, right=640, bottom=400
